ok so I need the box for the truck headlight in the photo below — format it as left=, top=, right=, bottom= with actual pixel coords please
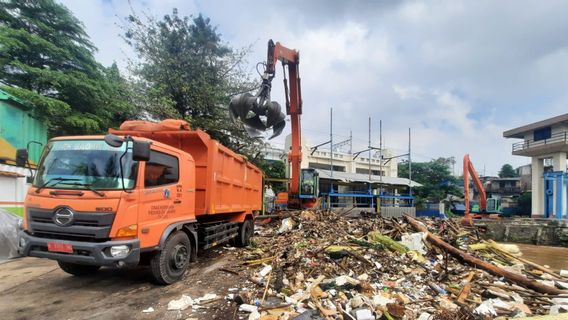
left=110, top=245, right=130, bottom=258
left=19, top=236, right=26, bottom=248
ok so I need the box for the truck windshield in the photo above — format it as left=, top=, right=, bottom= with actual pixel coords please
left=33, top=140, right=138, bottom=190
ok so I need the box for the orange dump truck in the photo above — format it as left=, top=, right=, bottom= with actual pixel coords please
left=18, top=119, right=262, bottom=284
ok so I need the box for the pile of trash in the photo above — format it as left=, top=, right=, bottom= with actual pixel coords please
left=227, top=210, right=568, bottom=319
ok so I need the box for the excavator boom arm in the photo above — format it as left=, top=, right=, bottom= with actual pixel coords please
left=463, top=154, right=487, bottom=216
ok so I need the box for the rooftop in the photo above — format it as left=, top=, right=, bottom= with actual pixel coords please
left=314, top=169, right=422, bottom=187
left=503, top=113, right=568, bottom=139
left=0, top=89, right=33, bottom=110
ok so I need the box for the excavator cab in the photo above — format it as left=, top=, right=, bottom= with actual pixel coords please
left=486, top=197, right=502, bottom=214
left=299, top=168, right=319, bottom=199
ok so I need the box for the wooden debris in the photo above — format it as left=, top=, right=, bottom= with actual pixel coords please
left=405, top=215, right=566, bottom=295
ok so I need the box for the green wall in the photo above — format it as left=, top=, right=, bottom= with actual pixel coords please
left=0, top=90, right=47, bottom=164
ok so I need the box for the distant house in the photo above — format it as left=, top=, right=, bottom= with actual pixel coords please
left=0, top=89, right=47, bottom=213
left=484, top=177, right=523, bottom=196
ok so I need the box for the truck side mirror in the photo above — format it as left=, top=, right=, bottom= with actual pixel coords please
left=104, top=134, right=124, bottom=148
left=16, top=149, right=28, bottom=167
left=132, top=140, right=151, bottom=161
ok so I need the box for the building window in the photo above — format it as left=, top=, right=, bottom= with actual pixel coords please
left=533, top=127, right=551, bottom=141
left=355, top=168, right=384, bottom=176
left=144, top=151, right=179, bottom=187
left=308, top=162, right=345, bottom=172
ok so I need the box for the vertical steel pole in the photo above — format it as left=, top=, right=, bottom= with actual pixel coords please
left=408, top=128, right=412, bottom=201
left=379, top=119, right=383, bottom=182
left=349, top=130, right=353, bottom=155
left=330, top=107, right=333, bottom=192
left=368, top=117, right=372, bottom=204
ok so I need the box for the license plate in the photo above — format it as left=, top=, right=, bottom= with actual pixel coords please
left=47, top=242, right=73, bottom=253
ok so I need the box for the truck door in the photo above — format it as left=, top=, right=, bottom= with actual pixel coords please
left=138, top=149, right=181, bottom=248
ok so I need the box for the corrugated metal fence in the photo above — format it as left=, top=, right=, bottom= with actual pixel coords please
left=380, top=206, right=416, bottom=218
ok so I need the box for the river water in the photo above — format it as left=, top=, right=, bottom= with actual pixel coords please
left=507, top=243, right=568, bottom=272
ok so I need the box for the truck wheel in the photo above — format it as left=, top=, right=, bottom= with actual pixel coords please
left=57, top=261, right=100, bottom=276
left=235, top=219, right=254, bottom=247
left=151, top=231, right=191, bottom=285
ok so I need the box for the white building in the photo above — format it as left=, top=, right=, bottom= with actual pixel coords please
left=281, top=134, right=399, bottom=178
left=504, top=114, right=568, bottom=218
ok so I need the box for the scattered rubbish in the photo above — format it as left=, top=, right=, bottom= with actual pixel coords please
left=239, top=304, right=259, bottom=313
left=141, top=307, right=154, bottom=313
left=278, top=218, right=295, bottom=234
left=399, top=232, right=427, bottom=254
left=259, top=265, right=273, bottom=278
left=194, top=293, right=218, bottom=304
left=167, top=294, right=194, bottom=311
left=228, top=211, right=568, bottom=319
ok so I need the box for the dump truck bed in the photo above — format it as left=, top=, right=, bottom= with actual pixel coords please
left=110, top=120, right=263, bottom=216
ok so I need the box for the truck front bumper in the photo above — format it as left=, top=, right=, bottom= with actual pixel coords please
left=18, top=232, right=140, bottom=267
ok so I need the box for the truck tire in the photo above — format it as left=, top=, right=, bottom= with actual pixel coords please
left=235, top=219, right=254, bottom=247
left=57, top=261, right=100, bottom=276
left=151, top=231, right=191, bottom=285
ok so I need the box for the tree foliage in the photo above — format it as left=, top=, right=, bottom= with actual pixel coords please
left=122, top=9, right=263, bottom=160
left=498, top=164, right=518, bottom=178
left=0, top=0, right=135, bottom=136
left=399, top=157, right=462, bottom=204
left=257, top=159, right=286, bottom=179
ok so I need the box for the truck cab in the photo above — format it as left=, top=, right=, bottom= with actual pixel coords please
left=19, top=120, right=262, bottom=284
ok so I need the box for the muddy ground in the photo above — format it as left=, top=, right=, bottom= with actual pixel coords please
left=0, top=247, right=248, bottom=320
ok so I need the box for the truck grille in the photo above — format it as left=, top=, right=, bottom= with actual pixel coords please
left=27, top=207, right=115, bottom=242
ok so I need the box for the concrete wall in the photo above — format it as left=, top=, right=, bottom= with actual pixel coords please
left=0, top=164, right=32, bottom=209
left=478, top=218, right=568, bottom=246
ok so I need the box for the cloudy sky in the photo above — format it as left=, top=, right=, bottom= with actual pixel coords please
left=60, top=0, right=568, bottom=176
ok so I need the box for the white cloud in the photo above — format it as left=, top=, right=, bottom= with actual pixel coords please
left=57, top=0, right=568, bottom=175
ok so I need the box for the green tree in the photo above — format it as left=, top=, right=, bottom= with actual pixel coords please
left=498, top=164, right=518, bottom=178
left=123, top=10, right=262, bottom=160
left=257, top=159, right=286, bottom=179
left=0, top=0, right=135, bottom=135
left=399, top=157, right=462, bottom=205
left=517, top=192, right=531, bottom=216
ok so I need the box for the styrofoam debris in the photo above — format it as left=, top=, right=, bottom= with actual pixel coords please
left=417, top=312, right=433, bottom=320
left=278, top=218, right=295, bottom=233
left=239, top=304, right=258, bottom=313
left=399, top=232, right=427, bottom=254
left=560, top=269, right=568, bottom=277
left=551, top=297, right=568, bottom=305
left=167, top=294, right=194, bottom=311
left=259, top=265, right=272, bottom=277
left=372, top=295, right=395, bottom=307
left=335, top=275, right=360, bottom=286
left=550, top=304, right=568, bottom=315
left=248, top=310, right=261, bottom=320
left=354, top=308, right=374, bottom=320
left=142, top=307, right=154, bottom=313
left=195, top=293, right=217, bottom=303
left=357, top=273, right=369, bottom=281
left=474, top=300, right=497, bottom=316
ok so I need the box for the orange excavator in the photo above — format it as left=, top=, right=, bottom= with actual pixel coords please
left=461, top=154, right=501, bottom=226
left=229, top=40, right=318, bottom=208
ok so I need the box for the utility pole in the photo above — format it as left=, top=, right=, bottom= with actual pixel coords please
left=368, top=117, right=372, bottom=182
left=349, top=130, right=353, bottom=155
left=330, top=108, right=333, bottom=187
left=408, top=128, right=412, bottom=197
left=379, top=119, right=383, bottom=182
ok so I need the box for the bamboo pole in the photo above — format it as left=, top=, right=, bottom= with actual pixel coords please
left=404, top=215, right=566, bottom=295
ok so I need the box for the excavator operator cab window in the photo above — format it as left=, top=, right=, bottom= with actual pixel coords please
left=300, top=169, right=318, bottom=196
left=144, top=151, right=179, bottom=188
